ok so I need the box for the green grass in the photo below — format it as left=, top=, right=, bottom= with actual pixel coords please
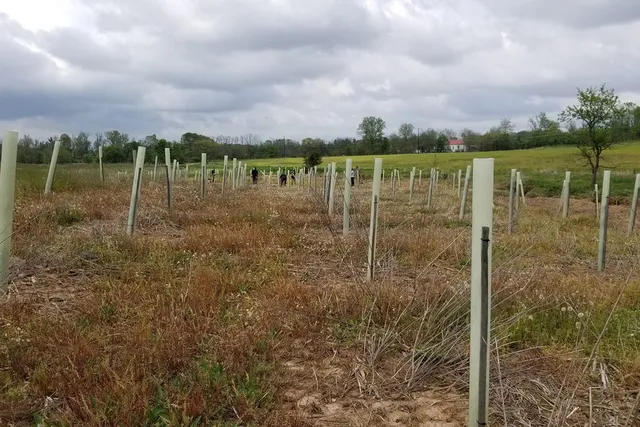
left=15, top=142, right=640, bottom=199
left=220, top=142, right=640, bottom=171
left=234, top=143, right=640, bottom=200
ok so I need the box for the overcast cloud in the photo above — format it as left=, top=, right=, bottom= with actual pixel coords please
left=1, top=0, right=639, bottom=141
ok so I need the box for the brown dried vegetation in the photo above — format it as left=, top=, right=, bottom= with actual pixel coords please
left=0, top=168, right=639, bottom=426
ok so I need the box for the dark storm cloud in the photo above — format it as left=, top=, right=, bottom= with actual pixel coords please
left=34, top=27, right=131, bottom=72
left=0, top=13, right=286, bottom=130
left=195, top=0, right=383, bottom=51
left=0, top=21, right=146, bottom=121
left=0, top=16, right=56, bottom=88
left=389, top=27, right=502, bottom=66
left=72, top=107, right=181, bottom=135
left=474, top=57, right=640, bottom=101
left=151, top=86, right=279, bottom=114
left=0, top=83, right=153, bottom=122
left=138, top=46, right=347, bottom=92
left=0, top=90, right=91, bottom=120
left=87, top=0, right=383, bottom=51
left=447, top=88, right=565, bottom=120
left=27, top=106, right=181, bottom=138
left=18, top=2, right=353, bottom=92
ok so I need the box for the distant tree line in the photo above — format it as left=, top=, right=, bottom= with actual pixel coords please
left=4, top=85, right=640, bottom=164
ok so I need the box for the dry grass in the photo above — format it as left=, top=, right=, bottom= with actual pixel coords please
left=0, top=169, right=639, bottom=426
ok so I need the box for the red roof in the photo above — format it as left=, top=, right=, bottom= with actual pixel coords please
left=448, top=139, right=464, bottom=145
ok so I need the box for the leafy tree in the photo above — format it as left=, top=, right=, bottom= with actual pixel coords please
left=527, top=112, right=563, bottom=148
left=93, top=133, right=104, bottom=151
left=634, top=105, right=640, bottom=139
left=56, top=133, right=74, bottom=163
left=420, top=128, right=438, bottom=153
left=611, top=102, right=639, bottom=142
left=72, top=132, right=91, bottom=159
left=155, top=138, right=169, bottom=158
left=258, top=141, right=281, bottom=158
left=57, top=147, right=74, bottom=164
left=102, top=145, right=127, bottom=163
left=398, top=123, right=414, bottom=142
left=528, top=112, right=559, bottom=132
left=303, top=151, right=322, bottom=169
left=59, top=133, right=73, bottom=152
left=440, top=128, right=458, bottom=139
left=180, top=132, right=202, bottom=145
left=357, top=116, right=386, bottom=153
left=559, top=84, right=622, bottom=186
left=13, top=100, right=639, bottom=165
left=17, top=135, right=36, bottom=163
left=104, top=130, right=129, bottom=146
left=143, top=134, right=158, bottom=146
left=387, top=133, right=399, bottom=153
left=461, top=128, right=481, bottom=151
left=435, top=134, right=448, bottom=152
left=497, top=118, right=515, bottom=134
left=492, top=132, right=512, bottom=151
left=301, top=138, right=327, bottom=160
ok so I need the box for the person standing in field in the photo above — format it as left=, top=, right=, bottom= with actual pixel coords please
left=251, top=167, right=259, bottom=184
left=350, top=168, right=355, bottom=186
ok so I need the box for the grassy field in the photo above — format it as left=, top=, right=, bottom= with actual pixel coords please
left=16, top=143, right=640, bottom=200
left=1, top=155, right=639, bottom=425
left=238, top=143, right=640, bottom=200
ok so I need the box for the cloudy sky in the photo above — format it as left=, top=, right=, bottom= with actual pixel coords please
left=1, top=0, right=640, bottom=142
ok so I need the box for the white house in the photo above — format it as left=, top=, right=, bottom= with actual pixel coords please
left=448, top=139, right=466, bottom=152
